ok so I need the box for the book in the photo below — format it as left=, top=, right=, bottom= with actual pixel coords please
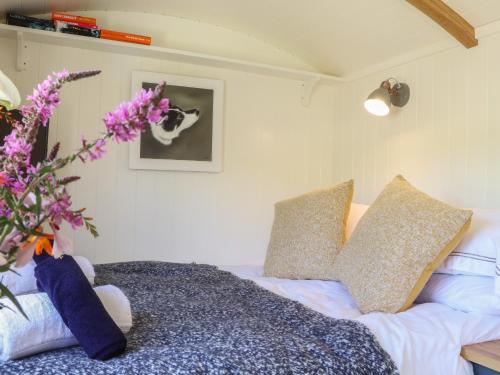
left=52, top=12, right=96, bottom=26
left=54, top=21, right=100, bottom=38
left=7, top=13, right=55, bottom=31
left=100, top=29, right=151, bottom=45
left=56, top=20, right=99, bottom=30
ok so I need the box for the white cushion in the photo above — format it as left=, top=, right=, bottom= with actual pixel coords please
left=417, top=273, right=500, bottom=315
left=436, top=209, right=499, bottom=274
left=3, top=256, right=95, bottom=296
left=436, top=208, right=500, bottom=295
left=346, top=203, right=369, bottom=239
left=0, top=285, right=131, bottom=360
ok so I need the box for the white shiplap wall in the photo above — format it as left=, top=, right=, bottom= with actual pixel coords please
left=332, top=32, right=500, bottom=209
left=0, top=18, right=335, bottom=265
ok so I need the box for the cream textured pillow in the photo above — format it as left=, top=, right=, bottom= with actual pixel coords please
left=332, top=175, right=472, bottom=313
left=264, top=180, right=353, bottom=280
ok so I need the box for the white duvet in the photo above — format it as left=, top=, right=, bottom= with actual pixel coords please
left=222, top=265, right=500, bottom=375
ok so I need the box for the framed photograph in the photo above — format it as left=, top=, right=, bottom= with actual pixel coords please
left=129, top=71, right=224, bottom=172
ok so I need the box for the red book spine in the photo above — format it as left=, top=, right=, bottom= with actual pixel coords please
left=100, top=29, right=151, bottom=45
left=52, top=12, right=96, bottom=25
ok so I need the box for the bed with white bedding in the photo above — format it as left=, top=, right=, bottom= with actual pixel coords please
left=1, top=260, right=498, bottom=374
left=222, top=265, right=500, bottom=375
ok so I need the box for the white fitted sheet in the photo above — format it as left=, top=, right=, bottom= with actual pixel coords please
left=221, top=265, right=500, bottom=375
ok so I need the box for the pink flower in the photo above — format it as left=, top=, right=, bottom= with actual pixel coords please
left=88, top=138, right=106, bottom=161
left=21, top=70, right=100, bottom=129
left=0, top=72, right=170, bottom=285
left=79, top=136, right=106, bottom=162
left=56, top=70, right=70, bottom=80
left=47, top=189, right=72, bottom=225
left=0, top=200, right=11, bottom=218
left=103, top=83, right=169, bottom=143
left=65, top=213, right=84, bottom=229
left=9, top=180, right=27, bottom=194
left=45, top=187, right=85, bottom=230
left=23, top=77, right=61, bottom=127
left=4, top=130, right=32, bottom=159
left=147, top=105, right=167, bottom=123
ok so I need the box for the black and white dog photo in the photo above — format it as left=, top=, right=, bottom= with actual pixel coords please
left=139, top=82, right=214, bottom=162
left=150, top=106, right=200, bottom=146
left=130, top=73, right=223, bottom=171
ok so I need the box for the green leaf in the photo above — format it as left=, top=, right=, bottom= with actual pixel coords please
left=38, top=165, right=53, bottom=175
left=0, top=222, right=14, bottom=239
left=13, top=212, right=26, bottom=231
left=0, top=281, right=28, bottom=320
left=35, top=189, right=42, bottom=219
left=0, top=260, right=14, bottom=273
left=83, top=217, right=99, bottom=238
left=3, top=193, right=16, bottom=210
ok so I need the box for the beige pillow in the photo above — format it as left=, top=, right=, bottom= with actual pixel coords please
left=332, top=175, right=472, bottom=313
left=264, top=180, right=353, bottom=279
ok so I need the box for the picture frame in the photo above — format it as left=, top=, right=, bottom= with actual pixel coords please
left=129, top=71, right=224, bottom=172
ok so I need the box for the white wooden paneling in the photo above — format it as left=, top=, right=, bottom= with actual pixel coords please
left=0, top=31, right=335, bottom=266
left=332, top=34, right=500, bottom=209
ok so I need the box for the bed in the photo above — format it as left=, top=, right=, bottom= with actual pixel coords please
left=0, top=261, right=499, bottom=374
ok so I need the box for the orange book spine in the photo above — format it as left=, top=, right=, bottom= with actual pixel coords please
left=100, top=29, right=151, bottom=45
left=52, top=12, right=96, bottom=26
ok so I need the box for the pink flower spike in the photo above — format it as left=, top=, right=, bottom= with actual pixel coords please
left=88, top=138, right=106, bottom=161
left=147, top=108, right=162, bottom=123
left=159, top=98, right=170, bottom=111
left=103, top=83, right=168, bottom=143
left=55, top=69, right=70, bottom=80
left=66, top=213, right=84, bottom=229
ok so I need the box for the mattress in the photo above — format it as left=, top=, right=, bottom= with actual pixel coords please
left=222, top=265, right=500, bottom=375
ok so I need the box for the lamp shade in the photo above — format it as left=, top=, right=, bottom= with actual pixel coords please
left=0, top=70, right=20, bottom=110
left=364, top=87, right=391, bottom=116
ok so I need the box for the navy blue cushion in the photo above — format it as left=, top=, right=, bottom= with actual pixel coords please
left=34, top=253, right=127, bottom=360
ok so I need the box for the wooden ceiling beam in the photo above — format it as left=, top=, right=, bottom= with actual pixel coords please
left=407, top=0, right=478, bottom=48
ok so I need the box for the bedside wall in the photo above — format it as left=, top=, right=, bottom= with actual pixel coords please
left=331, top=32, right=500, bottom=209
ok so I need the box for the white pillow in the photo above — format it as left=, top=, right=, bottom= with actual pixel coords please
left=0, top=285, right=131, bottom=360
left=346, top=202, right=369, bottom=239
left=416, top=273, right=500, bottom=315
left=436, top=208, right=500, bottom=295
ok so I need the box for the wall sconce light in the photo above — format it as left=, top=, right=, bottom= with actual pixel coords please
left=364, top=78, right=410, bottom=116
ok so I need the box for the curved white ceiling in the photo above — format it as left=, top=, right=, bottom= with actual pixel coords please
left=2, top=0, right=500, bottom=77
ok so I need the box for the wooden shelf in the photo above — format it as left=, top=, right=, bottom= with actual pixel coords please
left=0, top=23, right=344, bottom=84
left=462, top=340, right=500, bottom=372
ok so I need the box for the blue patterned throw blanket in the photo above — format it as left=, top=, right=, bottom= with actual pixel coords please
left=0, top=262, right=398, bottom=374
